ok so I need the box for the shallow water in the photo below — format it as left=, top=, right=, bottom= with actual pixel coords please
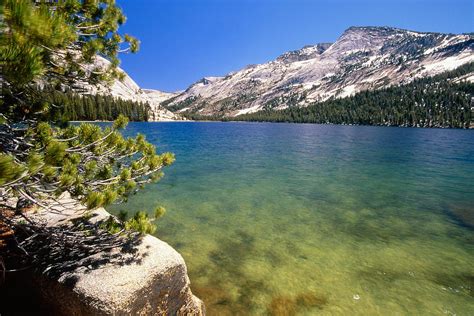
left=108, top=122, right=474, bottom=315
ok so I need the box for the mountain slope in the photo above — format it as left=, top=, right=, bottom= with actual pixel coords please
left=142, top=89, right=180, bottom=120
left=79, top=56, right=179, bottom=121
left=229, top=62, right=474, bottom=128
left=164, top=26, right=474, bottom=117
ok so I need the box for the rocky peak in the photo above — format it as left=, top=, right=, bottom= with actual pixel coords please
left=277, top=42, right=333, bottom=63
left=341, top=26, right=405, bottom=36
left=326, top=26, right=403, bottom=55
left=195, top=76, right=223, bottom=86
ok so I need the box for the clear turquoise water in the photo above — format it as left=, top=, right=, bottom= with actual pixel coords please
left=108, top=122, right=474, bottom=315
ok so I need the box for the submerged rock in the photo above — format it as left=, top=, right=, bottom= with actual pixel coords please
left=446, top=204, right=474, bottom=229
left=267, top=292, right=328, bottom=315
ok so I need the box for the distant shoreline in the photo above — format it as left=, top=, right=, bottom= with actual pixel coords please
left=70, top=120, right=473, bottom=129
left=69, top=119, right=182, bottom=123
left=161, top=119, right=473, bottom=129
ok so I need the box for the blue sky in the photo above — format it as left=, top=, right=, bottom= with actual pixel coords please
left=116, top=0, right=473, bottom=92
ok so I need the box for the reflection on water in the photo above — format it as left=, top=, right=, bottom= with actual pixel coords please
left=108, top=122, right=474, bottom=315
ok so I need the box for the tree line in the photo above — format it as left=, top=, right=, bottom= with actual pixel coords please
left=39, top=86, right=151, bottom=122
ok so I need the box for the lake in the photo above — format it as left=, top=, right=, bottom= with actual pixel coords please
left=108, top=122, right=474, bottom=315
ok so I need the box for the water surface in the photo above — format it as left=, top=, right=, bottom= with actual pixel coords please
left=108, top=122, right=474, bottom=315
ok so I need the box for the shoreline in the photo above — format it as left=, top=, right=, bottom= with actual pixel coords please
left=72, top=119, right=472, bottom=130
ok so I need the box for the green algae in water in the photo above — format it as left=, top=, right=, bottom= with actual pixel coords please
left=108, top=122, right=474, bottom=315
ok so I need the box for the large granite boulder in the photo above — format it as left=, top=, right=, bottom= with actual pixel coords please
left=3, top=197, right=204, bottom=315
left=37, top=232, right=204, bottom=315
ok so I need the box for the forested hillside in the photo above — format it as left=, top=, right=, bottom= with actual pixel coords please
left=40, top=87, right=151, bottom=121
left=188, top=63, right=474, bottom=128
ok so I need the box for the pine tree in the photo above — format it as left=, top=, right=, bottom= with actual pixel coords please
left=0, top=0, right=172, bottom=274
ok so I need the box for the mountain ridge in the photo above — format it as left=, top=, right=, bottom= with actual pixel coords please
left=159, top=26, right=474, bottom=117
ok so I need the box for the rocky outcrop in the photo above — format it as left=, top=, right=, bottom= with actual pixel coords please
left=142, top=89, right=181, bottom=121
left=80, top=56, right=180, bottom=121
left=36, top=232, right=205, bottom=315
left=8, top=198, right=204, bottom=315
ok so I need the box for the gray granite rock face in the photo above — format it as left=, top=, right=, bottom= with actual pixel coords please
left=37, top=234, right=204, bottom=315
left=27, top=201, right=205, bottom=316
